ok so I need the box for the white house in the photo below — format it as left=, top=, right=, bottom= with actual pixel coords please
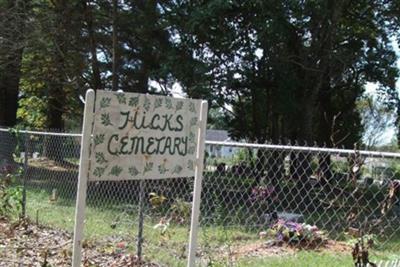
left=205, top=129, right=238, bottom=158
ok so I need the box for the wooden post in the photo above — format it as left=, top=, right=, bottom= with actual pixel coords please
left=72, top=89, right=95, bottom=267
left=187, top=101, right=208, bottom=267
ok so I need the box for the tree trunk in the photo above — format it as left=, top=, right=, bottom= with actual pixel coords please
left=44, top=58, right=66, bottom=161
left=291, top=100, right=314, bottom=181
left=112, top=0, right=119, bottom=91
left=0, top=0, right=27, bottom=127
left=0, top=53, right=22, bottom=127
left=0, top=55, right=22, bottom=162
left=289, top=99, right=315, bottom=211
left=0, top=0, right=28, bottom=162
left=44, top=0, right=69, bottom=161
left=136, top=54, right=150, bottom=93
left=82, top=0, right=102, bottom=90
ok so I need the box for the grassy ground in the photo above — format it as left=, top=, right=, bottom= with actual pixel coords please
left=235, top=252, right=353, bottom=267
left=21, top=187, right=400, bottom=266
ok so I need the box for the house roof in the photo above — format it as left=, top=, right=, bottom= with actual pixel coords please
left=206, top=129, right=230, bottom=142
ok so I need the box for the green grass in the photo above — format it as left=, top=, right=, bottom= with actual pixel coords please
left=21, top=187, right=400, bottom=266
left=236, top=252, right=353, bottom=267
left=235, top=249, right=400, bottom=267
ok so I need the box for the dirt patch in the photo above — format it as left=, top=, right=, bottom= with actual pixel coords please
left=28, top=157, right=78, bottom=172
left=318, top=240, right=352, bottom=253
left=229, top=241, right=295, bottom=259
left=227, top=239, right=352, bottom=260
left=0, top=217, right=158, bottom=267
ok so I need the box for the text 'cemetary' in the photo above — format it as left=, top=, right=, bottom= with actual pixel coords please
left=89, top=90, right=202, bottom=181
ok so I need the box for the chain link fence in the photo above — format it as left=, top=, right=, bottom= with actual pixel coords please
left=1, top=127, right=400, bottom=266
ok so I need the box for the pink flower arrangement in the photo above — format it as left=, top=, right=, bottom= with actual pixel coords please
left=265, top=219, right=327, bottom=247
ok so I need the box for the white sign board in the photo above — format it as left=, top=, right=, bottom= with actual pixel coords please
left=72, top=90, right=208, bottom=267
left=89, top=90, right=202, bottom=181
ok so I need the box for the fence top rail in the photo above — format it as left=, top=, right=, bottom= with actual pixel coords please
left=1, top=127, right=400, bottom=159
left=0, top=127, right=82, bottom=137
left=206, top=140, right=400, bottom=159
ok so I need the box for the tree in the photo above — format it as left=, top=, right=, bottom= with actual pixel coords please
left=207, top=107, right=229, bottom=130
left=3, top=0, right=400, bottom=165
left=15, top=0, right=87, bottom=160
left=164, top=0, right=399, bottom=187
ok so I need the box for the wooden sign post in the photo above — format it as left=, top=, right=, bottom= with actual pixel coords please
left=72, top=89, right=208, bottom=267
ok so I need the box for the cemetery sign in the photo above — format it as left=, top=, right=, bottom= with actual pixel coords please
left=72, top=90, right=208, bottom=267
left=89, top=90, right=203, bottom=181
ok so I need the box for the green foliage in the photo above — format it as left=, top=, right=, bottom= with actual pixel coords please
left=388, top=161, right=400, bottom=180
left=208, top=108, right=229, bottom=130
left=202, top=171, right=255, bottom=223
left=17, top=96, right=47, bottom=129
left=331, top=160, right=350, bottom=174
left=169, top=0, right=399, bottom=145
left=15, top=0, right=84, bottom=129
left=346, top=234, right=378, bottom=248
left=149, top=192, right=167, bottom=209
left=8, top=126, right=25, bottom=160
left=168, top=198, right=192, bottom=224
left=230, top=148, right=256, bottom=166
left=0, top=166, right=23, bottom=218
left=2, top=0, right=398, bottom=144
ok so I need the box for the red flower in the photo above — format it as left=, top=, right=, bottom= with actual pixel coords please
left=116, top=242, right=126, bottom=249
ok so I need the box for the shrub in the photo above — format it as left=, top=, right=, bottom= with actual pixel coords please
left=250, top=185, right=277, bottom=214
left=251, top=185, right=275, bottom=202
left=168, top=198, right=192, bottom=224
left=0, top=164, right=23, bottom=218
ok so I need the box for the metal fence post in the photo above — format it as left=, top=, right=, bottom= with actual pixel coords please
left=21, top=132, right=28, bottom=218
left=137, top=179, right=145, bottom=260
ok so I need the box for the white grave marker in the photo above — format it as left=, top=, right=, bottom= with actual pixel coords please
left=72, top=90, right=208, bottom=267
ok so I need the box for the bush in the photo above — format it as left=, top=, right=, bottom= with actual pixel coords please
left=0, top=164, right=23, bottom=218
left=167, top=198, right=192, bottom=224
